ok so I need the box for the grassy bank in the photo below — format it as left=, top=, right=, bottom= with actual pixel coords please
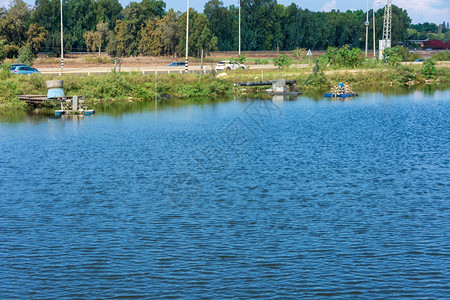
left=1, top=64, right=449, bottom=112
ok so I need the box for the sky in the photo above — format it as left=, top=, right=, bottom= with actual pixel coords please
left=2, top=0, right=449, bottom=24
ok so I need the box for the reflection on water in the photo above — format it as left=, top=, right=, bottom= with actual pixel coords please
left=2, top=86, right=449, bottom=123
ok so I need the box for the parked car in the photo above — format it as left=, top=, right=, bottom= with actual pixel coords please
left=167, top=62, right=186, bottom=67
left=10, top=65, right=40, bottom=74
left=215, top=61, right=245, bottom=71
left=415, top=58, right=424, bottom=62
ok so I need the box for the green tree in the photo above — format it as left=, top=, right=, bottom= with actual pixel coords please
left=204, top=0, right=234, bottom=51
left=66, top=0, right=97, bottom=51
left=139, top=18, right=164, bottom=56
left=94, top=21, right=109, bottom=55
left=0, top=0, right=31, bottom=46
left=83, top=30, right=95, bottom=52
left=95, top=0, right=122, bottom=30
left=116, top=0, right=166, bottom=57
left=159, top=9, right=179, bottom=56
left=114, top=20, right=135, bottom=56
left=32, top=0, right=62, bottom=53
left=105, top=31, right=118, bottom=56
left=178, top=10, right=217, bottom=57
left=25, top=23, right=48, bottom=55
left=17, top=46, right=34, bottom=66
left=241, top=0, right=280, bottom=50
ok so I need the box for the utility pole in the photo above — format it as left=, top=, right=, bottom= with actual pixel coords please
left=238, top=0, right=241, bottom=56
left=185, top=0, right=189, bottom=73
left=373, top=1, right=376, bottom=58
left=380, top=0, right=392, bottom=59
left=365, top=0, right=369, bottom=57
left=60, top=0, right=63, bottom=75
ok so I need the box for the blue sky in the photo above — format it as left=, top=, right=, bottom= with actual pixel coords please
left=2, top=0, right=449, bottom=24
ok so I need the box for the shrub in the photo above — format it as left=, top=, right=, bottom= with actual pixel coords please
left=326, top=45, right=364, bottom=68
left=273, top=53, right=292, bottom=69
left=17, top=46, right=34, bottom=66
left=392, top=46, right=420, bottom=62
left=383, top=47, right=402, bottom=66
left=292, top=47, right=307, bottom=63
left=84, top=56, right=111, bottom=64
left=235, top=54, right=247, bottom=64
left=0, top=40, right=5, bottom=63
left=432, top=50, right=450, bottom=61
left=423, top=39, right=446, bottom=50
left=254, top=59, right=269, bottom=65
left=0, top=63, right=11, bottom=80
left=305, top=71, right=329, bottom=88
left=421, top=59, right=437, bottom=79
left=388, top=66, right=416, bottom=84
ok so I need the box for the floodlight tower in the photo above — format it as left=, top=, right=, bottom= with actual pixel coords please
left=379, top=0, right=392, bottom=59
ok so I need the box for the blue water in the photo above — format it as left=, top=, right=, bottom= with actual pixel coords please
left=1, top=90, right=449, bottom=298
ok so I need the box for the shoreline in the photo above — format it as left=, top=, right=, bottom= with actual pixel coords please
left=1, top=65, right=449, bottom=112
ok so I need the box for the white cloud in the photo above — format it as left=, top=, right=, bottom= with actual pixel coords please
left=322, top=0, right=337, bottom=12
left=394, top=0, right=450, bottom=24
left=0, top=0, right=9, bottom=8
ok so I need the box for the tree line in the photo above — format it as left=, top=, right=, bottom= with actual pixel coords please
left=1, top=0, right=413, bottom=59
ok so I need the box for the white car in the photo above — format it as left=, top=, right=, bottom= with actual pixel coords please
left=215, top=61, right=245, bottom=71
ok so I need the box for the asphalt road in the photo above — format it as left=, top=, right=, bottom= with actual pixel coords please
left=38, top=63, right=287, bottom=74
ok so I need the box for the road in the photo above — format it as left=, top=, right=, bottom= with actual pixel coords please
left=37, top=64, right=285, bottom=75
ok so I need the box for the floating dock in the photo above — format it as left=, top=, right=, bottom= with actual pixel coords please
left=324, top=93, right=358, bottom=98
left=236, top=80, right=297, bottom=87
left=325, top=83, right=358, bottom=98
left=17, top=95, right=83, bottom=104
left=17, top=80, right=94, bottom=117
left=267, top=91, right=302, bottom=96
left=236, top=79, right=301, bottom=96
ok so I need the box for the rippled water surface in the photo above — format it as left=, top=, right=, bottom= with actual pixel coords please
left=1, top=90, right=449, bottom=298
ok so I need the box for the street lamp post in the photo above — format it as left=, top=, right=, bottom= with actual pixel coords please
left=373, top=0, right=380, bottom=59
left=60, top=0, right=63, bottom=75
left=365, top=0, right=369, bottom=57
left=185, top=0, right=189, bottom=73
left=239, top=0, right=241, bottom=56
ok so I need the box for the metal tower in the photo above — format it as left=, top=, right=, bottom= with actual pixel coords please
left=379, top=0, right=392, bottom=59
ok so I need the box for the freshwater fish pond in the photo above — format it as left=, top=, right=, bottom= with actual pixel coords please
left=0, top=87, right=449, bottom=298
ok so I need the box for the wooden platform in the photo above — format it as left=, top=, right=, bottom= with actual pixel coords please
left=267, top=91, right=302, bottom=96
left=17, top=95, right=84, bottom=104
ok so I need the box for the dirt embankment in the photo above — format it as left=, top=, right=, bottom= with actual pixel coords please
left=31, top=50, right=447, bottom=69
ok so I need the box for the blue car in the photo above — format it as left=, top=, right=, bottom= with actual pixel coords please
left=10, top=64, right=40, bottom=74
left=167, top=62, right=186, bottom=67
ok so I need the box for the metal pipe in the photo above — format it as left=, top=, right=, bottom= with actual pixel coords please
left=236, top=80, right=297, bottom=87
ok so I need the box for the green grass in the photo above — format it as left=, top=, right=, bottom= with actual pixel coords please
left=432, top=50, right=450, bottom=61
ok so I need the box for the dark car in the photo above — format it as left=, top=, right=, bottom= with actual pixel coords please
left=167, top=62, right=186, bottom=67
left=10, top=64, right=40, bottom=74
